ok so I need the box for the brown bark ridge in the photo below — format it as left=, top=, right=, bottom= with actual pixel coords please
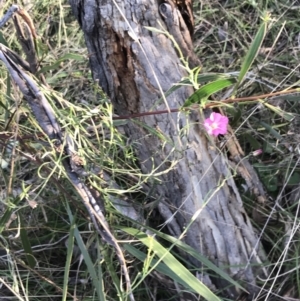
left=70, top=0, right=268, bottom=299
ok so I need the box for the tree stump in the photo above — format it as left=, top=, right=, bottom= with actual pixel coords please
left=70, top=0, right=267, bottom=298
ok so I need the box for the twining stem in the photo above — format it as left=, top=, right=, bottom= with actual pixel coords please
left=113, top=88, right=300, bottom=120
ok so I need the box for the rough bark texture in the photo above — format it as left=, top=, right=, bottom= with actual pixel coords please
left=70, top=0, right=267, bottom=298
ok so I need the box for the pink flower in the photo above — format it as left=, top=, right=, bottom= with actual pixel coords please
left=252, top=149, right=262, bottom=156
left=204, top=112, right=229, bottom=136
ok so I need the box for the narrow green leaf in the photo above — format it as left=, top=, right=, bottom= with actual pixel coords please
left=183, top=77, right=236, bottom=107
left=259, top=120, right=282, bottom=140
left=282, top=94, right=300, bottom=102
left=287, top=172, right=300, bottom=186
left=0, top=98, right=9, bottom=112
left=66, top=204, right=105, bottom=301
left=62, top=205, right=76, bottom=301
left=133, top=119, right=170, bottom=142
left=102, top=244, right=123, bottom=299
left=20, top=216, right=36, bottom=268
left=240, top=133, right=261, bottom=150
left=0, top=196, right=23, bottom=234
left=46, top=72, right=70, bottom=84
left=197, top=73, right=237, bottom=84
left=251, top=116, right=282, bottom=140
left=154, top=74, right=237, bottom=107
left=0, top=32, right=9, bottom=47
left=38, top=53, right=85, bottom=74
left=118, top=224, right=246, bottom=293
left=263, top=102, right=295, bottom=121
left=122, top=227, right=221, bottom=301
left=234, top=13, right=270, bottom=92
left=178, top=73, right=237, bottom=88
left=124, top=244, right=205, bottom=290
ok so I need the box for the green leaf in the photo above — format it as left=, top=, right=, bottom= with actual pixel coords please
left=122, top=224, right=245, bottom=292
left=125, top=243, right=196, bottom=285
left=35, top=38, right=48, bottom=57
left=263, top=101, right=295, bottom=121
left=197, top=73, right=237, bottom=84
left=46, top=71, right=70, bottom=84
left=251, top=163, right=279, bottom=193
left=62, top=206, right=76, bottom=301
left=0, top=196, right=23, bottom=234
left=122, top=227, right=222, bottom=301
left=155, top=74, right=237, bottom=106
left=287, top=172, right=300, bottom=186
left=0, top=32, right=9, bottom=47
left=262, top=174, right=278, bottom=192
left=282, top=94, right=300, bottom=102
left=240, top=133, right=261, bottom=150
left=250, top=115, right=283, bottom=140
left=116, top=222, right=246, bottom=294
left=66, top=204, right=106, bottom=301
left=38, top=53, right=85, bottom=74
left=262, top=141, right=275, bottom=154
left=20, top=216, right=36, bottom=268
left=260, top=121, right=282, bottom=140
left=183, top=77, right=236, bottom=107
left=234, top=13, right=270, bottom=92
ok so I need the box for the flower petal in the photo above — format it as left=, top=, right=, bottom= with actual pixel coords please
left=204, top=112, right=229, bottom=136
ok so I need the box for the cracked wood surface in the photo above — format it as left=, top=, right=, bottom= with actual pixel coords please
left=70, top=0, right=268, bottom=298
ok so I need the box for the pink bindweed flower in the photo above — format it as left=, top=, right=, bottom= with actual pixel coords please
left=252, top=149, right=263, bottom=156
left=204, top=112, right=229, bottom=136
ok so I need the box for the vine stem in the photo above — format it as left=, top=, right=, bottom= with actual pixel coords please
left=113, top=88, right=300, bottom=120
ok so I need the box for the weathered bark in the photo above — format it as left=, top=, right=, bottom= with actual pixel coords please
left=70, top=0, right=267, bottom=298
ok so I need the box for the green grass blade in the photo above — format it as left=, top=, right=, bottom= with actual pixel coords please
left=124, top=243, right=203, bottom=289
left=196, top=73, right=237, bottom=84
left=153, top=231, right=246, bottom=291
left=20, top=216, right=36, bottom=269
left=250, top=116, right=282, bottom=140
left=102, top=245, right=124, bottom=299
left=0, top=31, right=9, bottom=47
left=0, top=202, right=14, bottom=234
left=66, top=205, right=105, bottom=301
left=234, top=13, right=270, bottom=93
left=255, top=118, right=283, bottom=140
left=122, top=227, right=221, bottom=301
left=37, top=53, right=85, bottom=74
left=0, top=196, right=23, bottom=234
left=263, top=101, right=295, bottom=121
left=63, top=204, right=76, bottom=301
left=119, top=224, right=246, bottom=293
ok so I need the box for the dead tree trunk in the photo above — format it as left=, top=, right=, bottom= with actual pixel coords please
left=70, top=0, right=267, bottom=298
